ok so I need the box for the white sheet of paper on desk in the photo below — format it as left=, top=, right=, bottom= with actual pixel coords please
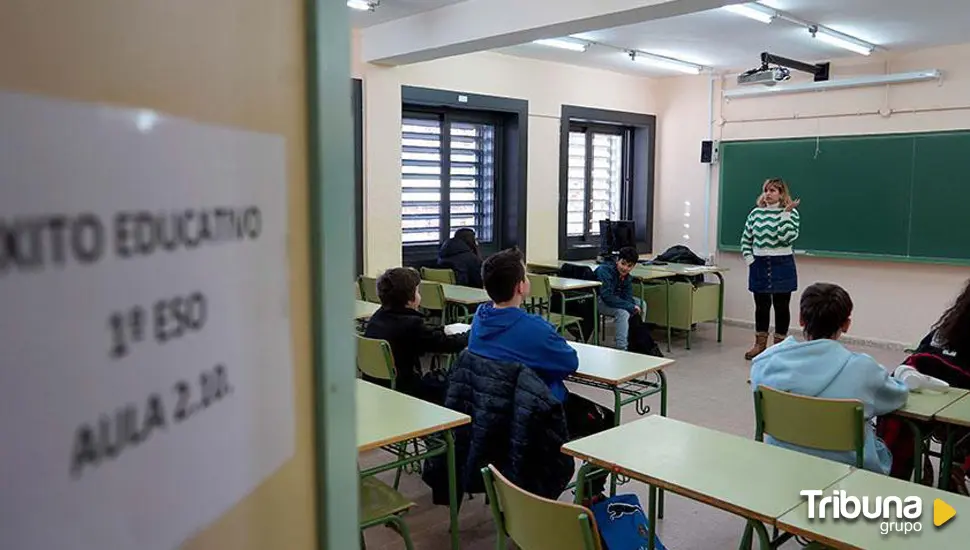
left=445, top=323, right=472, bottom=335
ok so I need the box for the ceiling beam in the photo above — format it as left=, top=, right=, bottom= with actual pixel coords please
left=361, top=0, right=745, bottom=66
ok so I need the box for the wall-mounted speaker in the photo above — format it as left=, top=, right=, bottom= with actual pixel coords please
left=701, top=140, right=719, bottom=164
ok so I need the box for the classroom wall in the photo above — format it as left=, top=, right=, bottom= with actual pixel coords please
left=655, top=43, right=970, bottom=345
left=353, top=33, right=660, bottom=273
left=0, top=1, right=316, bottom=548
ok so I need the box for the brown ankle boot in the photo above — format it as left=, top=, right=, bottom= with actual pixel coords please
left=744, top=332, right=769, bottom=360
left=773, top=334, right=787, bottom=345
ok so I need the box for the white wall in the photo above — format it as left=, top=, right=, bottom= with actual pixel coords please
left=353, top=36, right=660, bottom=273
left=655, top=43, right=970, bottom=345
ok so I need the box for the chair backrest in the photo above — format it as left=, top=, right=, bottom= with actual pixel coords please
left=356, top=335, right=396, bottom=387
left=527, top=273, right=552, bottom=302
left=421, top=267, right=456, bottom=285
left=419, top=281, right=447, bottom=312
left=358, top=276, right=379, bottom=304
left=481, top=464, right=602, bottom=550
left=754, top=385, right=865, bottom=467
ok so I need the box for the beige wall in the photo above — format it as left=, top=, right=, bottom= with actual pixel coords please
left=354, top=35, right=660, bottom=273
left=0, top=1, right=316, bottom=548
left=656, top=43, right=970, bottom=345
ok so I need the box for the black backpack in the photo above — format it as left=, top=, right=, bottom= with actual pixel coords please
left=627, top=314, right=663, bottom=357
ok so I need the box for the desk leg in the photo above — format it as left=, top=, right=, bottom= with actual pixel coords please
left=592, top=292, right=599, bottom=345
left=573, top=462, right=596, bottom=504
left=940, top=425, right=956, bottom=491
left=609, top=388, right=622, bottom=496
left=446, top=430, right=460, bottom=550
left=902, top=419, right=927, bottom=485
left=658, top=370, right=667, bottom=519
left=665, top=280, right=672, bottom=352
left=715, top=272, right=725, bottom=343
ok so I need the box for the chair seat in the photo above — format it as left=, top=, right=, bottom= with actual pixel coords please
left=360, top=477, right=414, bottom=524
left=548, top=313, right=584, bottom=327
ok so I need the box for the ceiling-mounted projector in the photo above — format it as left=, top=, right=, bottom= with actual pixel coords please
left=737, top=51, right=830, bottom=87
left=738, top=66, right=790, bottom=86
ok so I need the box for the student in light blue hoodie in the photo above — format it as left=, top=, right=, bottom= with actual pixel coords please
left=750, top=282, right=909, bottom=474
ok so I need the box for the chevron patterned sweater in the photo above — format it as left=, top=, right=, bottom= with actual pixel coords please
left=741, top=205, right=800, bottom=264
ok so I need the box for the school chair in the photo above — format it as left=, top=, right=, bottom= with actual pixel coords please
left=358, top=275, right=380, bottom=304
left=419, top=281, right=449, bottom=324
left=356, top=335, right=414, bottom=489
left=421, top=266, right=457, bottom=285
left=527, top=274, right=586, bottom=342
left=740, top=385, right=865, bottom=550
left=481, top=464, right=602, bottom=550
left=359, top=475, right=416, bottom=550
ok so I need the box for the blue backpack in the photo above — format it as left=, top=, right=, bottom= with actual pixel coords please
left=591, top=494, right=667, bottom=550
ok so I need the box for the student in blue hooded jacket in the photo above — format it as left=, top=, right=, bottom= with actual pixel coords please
left=750, top=282, right=909, bottom=474
left=596, top=246, right=643, bottom=351
left=468, top=247, right=614, bottom=497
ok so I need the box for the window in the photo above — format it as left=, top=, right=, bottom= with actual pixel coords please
left=401, top=114, right=496, bottom=246
left=566, top=127, right=626, bottom=240
left=558, top=106, right=656, bottom=261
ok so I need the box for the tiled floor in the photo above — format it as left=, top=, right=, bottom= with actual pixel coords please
left=360, top=324, right=908, bottom=549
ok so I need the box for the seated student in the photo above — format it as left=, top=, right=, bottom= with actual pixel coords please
left=596, top=246, right=644, bottom=351
left=468, top=248, right=614, bottom=495
left=750, top=282, right=908, bottom=474
left=437, top=228, right=483, bottom=288
left=364, top=267, right=468, bottom=404
left=916, top=278, right=970, bottom=374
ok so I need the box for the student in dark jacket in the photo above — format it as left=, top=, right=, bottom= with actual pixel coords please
left=364, top=267, right=468, bottom=403
left=437, top=228, right=483, bottom=288
left=596, top=246, right=644, bottom=351
left=917, top=278, right=970, bottom=373
left=468, top=247, right=614, bottom=496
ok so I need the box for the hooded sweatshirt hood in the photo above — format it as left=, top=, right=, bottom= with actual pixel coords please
left=468, top=303, right=578, bottom=401
left=439, top=237, right=473, bottom=259
left=750, top=336, right=908, bottom=474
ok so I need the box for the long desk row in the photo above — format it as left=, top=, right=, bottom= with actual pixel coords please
left=565, top=414, right=970, bottom=550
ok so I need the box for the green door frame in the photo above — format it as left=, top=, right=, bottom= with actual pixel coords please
left=305, top=1, right=358, bottom=549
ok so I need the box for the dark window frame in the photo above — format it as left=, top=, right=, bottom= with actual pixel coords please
left=401, top=86, right=528, bottom=267
left=558, top=105, right=656, bottom=261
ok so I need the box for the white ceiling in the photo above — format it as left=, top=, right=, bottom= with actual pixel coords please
left=350, top=0, right=469, bottom=28
left=494, top=0, right=970, bottom=77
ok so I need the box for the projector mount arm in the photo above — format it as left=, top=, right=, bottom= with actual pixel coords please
left=760, top=51, right=830, bottom=82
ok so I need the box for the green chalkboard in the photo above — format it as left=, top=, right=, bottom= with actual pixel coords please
left=717, top=131, right=970, bottom=265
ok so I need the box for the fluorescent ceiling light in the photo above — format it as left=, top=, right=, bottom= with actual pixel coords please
left=532, top=38, right=589, bottom=52
left=723, top=3, right=776, bottom=24
left=811, top=28, right=874, bottom=56
left=347, top=0, right=376, bottom=11
left=629, top=51, right=703, bottom=75
left=723, top=70, right=941, bottom=99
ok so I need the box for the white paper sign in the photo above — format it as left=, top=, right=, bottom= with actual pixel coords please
left=0, top=91, right=295, bottom=550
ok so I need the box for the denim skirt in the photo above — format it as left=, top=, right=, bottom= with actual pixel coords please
left=748, top=255, right=797, bottom=293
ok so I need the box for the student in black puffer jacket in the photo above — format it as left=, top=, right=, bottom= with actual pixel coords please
left=437, top=228, right=483, bottom=288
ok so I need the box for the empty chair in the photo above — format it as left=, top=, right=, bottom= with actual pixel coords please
left=421, top=266, right=457, bottom=285
left=358, top=275, right=380, bottom=304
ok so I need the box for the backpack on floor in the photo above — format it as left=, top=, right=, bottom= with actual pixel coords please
left=627, top=313, right=663, bottom=357
left=591, top=494, right=667, bottom=550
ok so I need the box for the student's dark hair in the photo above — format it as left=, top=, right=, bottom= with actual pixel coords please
left=454, top=228, right=480, bottom=258
left=934, top=278, right=970, bottom=357
left=376, top=267, right=421, bottom=308
left=800, top=283, right=854, bottom=340
left=481, top=247, right=525, bottom=303
left=617, top=246, right=639, bottom=264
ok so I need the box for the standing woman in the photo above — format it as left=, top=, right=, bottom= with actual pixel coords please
left=437, top=228, right=484, bottom=288
left=741, top=178, right=801, bottom=360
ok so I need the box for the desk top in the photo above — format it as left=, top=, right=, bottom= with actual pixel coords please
left=777, top=468, right=970, bottom=549
left=644, top=263, right=729, bottom=276
left=547, top=276, right=602, bottom=291
left=437, top=283, right=491, bottom=305
left=356, top=380, right=470, bottom=452
left=355, top=300, right=380, bottom=320
left=562, top=416, right=853, bottom=524
left=569, top=342, right=674, bottom=385
left=893, top=388, right=969, bottom=421
left=936, top=392, right=970, bottom=428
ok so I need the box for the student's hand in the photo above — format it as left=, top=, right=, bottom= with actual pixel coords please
left=633, top=305, right=641, bottom=315
left=786, top=198, right=801, bottom=212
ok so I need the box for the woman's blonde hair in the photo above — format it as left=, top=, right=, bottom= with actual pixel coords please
left=756, top=178, right=793, bottom=208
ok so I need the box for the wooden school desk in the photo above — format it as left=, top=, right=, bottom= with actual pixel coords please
left=777, top=467, right=970, bottom=549
left=563, top=415, right=854, bottom=550
left=547, top=276, right=602, bottom=343
left=934, top=392, right=970, bottom=491
left=356, top=380, right=471, bottom=550
left=355, top=299, right=380, bottom=320
left=437, top=283, right=490, bottom=321
left=637, top=263, right=729, bottom=350
left=889, top=388, right=970, bottom=485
